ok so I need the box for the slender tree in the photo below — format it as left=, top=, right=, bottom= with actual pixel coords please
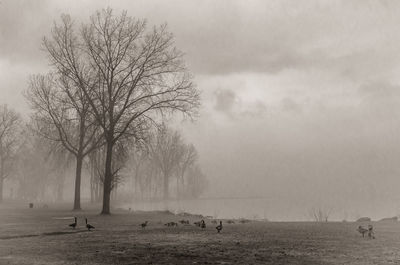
left=176, top=143, right=197, bottom=198
left=149, top=125, right=184, bottom=199
left=0, top=105, right=21, bottom=202
left=47, top=141, right=74, bottom=202
left=43, top=9, right=199, bottom=214
left=185, top=165, right=207, bottom=198
left=27, top=74, right=103, bottom=210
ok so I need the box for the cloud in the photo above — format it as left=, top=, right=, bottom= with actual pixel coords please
left=240, top=100, right=267, bottom=118
left=4, top=0, right=400, bottom=219
left=213, top=87, right=268, bottom=119
left=0, top=0, right=52, bottom=62
left=3, top=0, right=400, bottom=79
left=357, top=81, right=400, bottom=119
left=280, top=97, right=302, bottom=113
left=214, top=88, right=236, bottom=114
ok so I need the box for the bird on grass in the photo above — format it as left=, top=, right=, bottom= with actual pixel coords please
left=69, top=217, right=77, bottom=229
left=164, top=222, right=178, bottom=227
left=357, top=225, right=368, bottom=237
left=179, top=220, right=189, bottom=225
left=141, top=221, right=148, bottom=229
left=200, top=220, right=206, bottom=229
left=216, top=221, right=223, bottom=233
left=368, top=224, right=375, bottom=239
left=85, top=218, right=95, bottom=231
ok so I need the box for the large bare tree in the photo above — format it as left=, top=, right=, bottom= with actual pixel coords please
left=0, top=105, right=21, bottom=202
left=27, top=74, right=103, bottom=210
left=43, top=9, right=199, bottom=214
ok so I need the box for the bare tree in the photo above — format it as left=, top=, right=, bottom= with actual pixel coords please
left=47, top=142, right=74, bottom=202
left=125, top=144, right=148, bottom=200
left=27, top=74, right=103, bottom=210
left=43, top=9, right=199, bottom=214
left=88, top=149, right=103, bottom=203
left=89, top=140, right=130, bottom=198
left=176, top=143, right=197, bottom=199
left=149, top=125, right=185, bottom=199
left=15, top=124, right=73, bottom=202
left=308, top=206, right=332, bottom=222
left=123, top=126, right=204, bottom=201
left=185, top=165, right=207, bottom=199
left=0, top=105, right=21, bottom=202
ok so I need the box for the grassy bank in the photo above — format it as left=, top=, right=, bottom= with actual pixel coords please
left=0, top=202, right=398, bottom=264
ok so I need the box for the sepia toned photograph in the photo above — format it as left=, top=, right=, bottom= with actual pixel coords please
left=1, top=0, right=400, bottom=264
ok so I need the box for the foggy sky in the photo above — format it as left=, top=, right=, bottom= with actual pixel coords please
left=2, top=0, right=400, bottom=220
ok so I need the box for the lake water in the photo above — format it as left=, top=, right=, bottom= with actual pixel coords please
left=125, top=197, right=400, bottom=222
left=126, top=197, right=317, bottom=221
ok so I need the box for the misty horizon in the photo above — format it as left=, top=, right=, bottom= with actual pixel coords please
left=2, top=0, right=400, bottom=221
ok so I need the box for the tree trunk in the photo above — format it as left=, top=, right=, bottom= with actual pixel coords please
left=101, top=140, right=114, bottom=214
left=90, top=176, right=94, bottom=203
left=163, top=173, right=169, bottom=200
left=96, top=182, right=101, bottom=202
left=113, top=184, right=118, bottom=201
left=176, top=177, right=179, bottom=200
left=90, top=170, right=95, bottom=203
left=0, top=177, right=3, bottom=203
left=181, top=175, right=185, bottom=199
left=56, top=176, right=64, bottom=202
left=73, top=154, right=83, bottom=210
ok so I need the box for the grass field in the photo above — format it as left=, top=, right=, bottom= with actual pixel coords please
left=0, top=203, right=399, bottom=264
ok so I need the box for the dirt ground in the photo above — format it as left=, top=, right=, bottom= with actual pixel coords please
left=0, top=203, right=399, bottom=265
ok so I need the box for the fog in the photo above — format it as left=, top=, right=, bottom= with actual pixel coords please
left=2, top=0, right=400, bottom=221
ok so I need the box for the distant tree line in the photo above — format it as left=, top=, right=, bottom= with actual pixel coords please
left=124, top=124, right=207, bottom=202
left=1, top=117, right=207, bottom=205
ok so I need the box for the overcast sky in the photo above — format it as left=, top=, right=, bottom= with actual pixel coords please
left=2, top=0, right=400, bottom=220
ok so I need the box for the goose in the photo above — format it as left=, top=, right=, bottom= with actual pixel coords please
left=69, top=217, right=77, bottom=229
left=164, top=222, right=178, bottom=227
left=85, top=218, right=95, bottom=231
left=216, top=221, right=223, bottom=233
left=141, top=221, right=148, bottom=229
left=200, top=220, right=206, bottom=229
left=368, top=224, right=375, bottom=239
left=357, top=225, right=367, bottom=237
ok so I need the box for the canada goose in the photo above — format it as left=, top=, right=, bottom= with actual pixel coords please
left=69, top=217, right=77, bottom=229
left=164, top=222, right=178, bottom=227
left=357, top=226, right=368, bottom=237
left=216, top=221, right=223, bottom=233
left=141, top=221, right=148, bottom=229
left=85, top=218, right=95, bottom=231
left=368, top=224, right=375, bottom=239
left=200, top=220, right=206, bottom=229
